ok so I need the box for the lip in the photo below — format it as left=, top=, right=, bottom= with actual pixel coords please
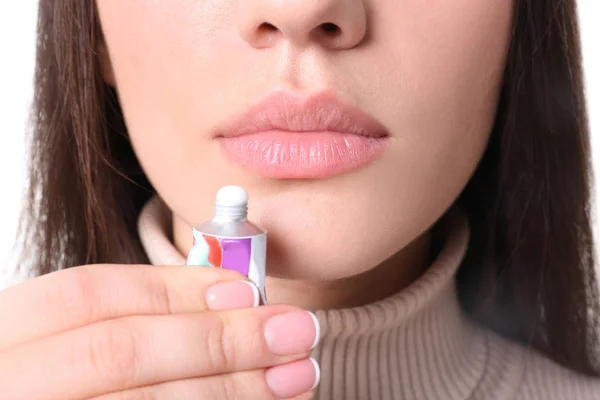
left=215, top=91, right=390, bottom=179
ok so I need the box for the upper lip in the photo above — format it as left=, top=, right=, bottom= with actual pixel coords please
left=215, top=91, right=389, bottom=139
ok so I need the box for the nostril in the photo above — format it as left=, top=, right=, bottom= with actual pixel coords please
left=320, top=22, right=341, bottom=36
left=258, top=22, right=279, bottom=33
left=311, top=22, right=343, bottom=48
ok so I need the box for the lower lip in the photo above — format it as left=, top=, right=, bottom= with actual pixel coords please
left=219, top=131, right=389, bottom=179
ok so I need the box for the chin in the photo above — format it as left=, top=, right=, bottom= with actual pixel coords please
left=260, top=226, right=406, bottom=281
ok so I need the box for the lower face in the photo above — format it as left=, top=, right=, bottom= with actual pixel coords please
left=96, top=0, right=513, bottom=280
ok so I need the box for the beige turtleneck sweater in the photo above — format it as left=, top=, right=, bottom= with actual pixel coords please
left=138, top=197, right=600, bottom=399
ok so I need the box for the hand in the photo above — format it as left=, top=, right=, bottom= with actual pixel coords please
left=0, top=264, right=320, bottom=399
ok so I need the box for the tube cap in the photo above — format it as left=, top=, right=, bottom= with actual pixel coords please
left=214, top=185, right=248, bottom=220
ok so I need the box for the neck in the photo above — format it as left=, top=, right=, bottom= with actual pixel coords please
left=173, top=216, right=432, bottom=310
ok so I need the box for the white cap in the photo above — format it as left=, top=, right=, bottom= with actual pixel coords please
left=214, top=185, right=248, bottom=220
left=216, top=185, right=249, bottom=207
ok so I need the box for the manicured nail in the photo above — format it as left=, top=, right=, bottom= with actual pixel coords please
left=206, top=280, right=259, bottom=310
left=264, top=311, right=320, bottom=355
left=265, top=358, right=321, bottom=398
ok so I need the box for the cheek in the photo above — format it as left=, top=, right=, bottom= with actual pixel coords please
left=354, top=0, right=513, bottom=225
left=97, top=0, right=247, bottom=218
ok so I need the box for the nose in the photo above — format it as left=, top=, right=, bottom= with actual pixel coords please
left=237, top=0, right=367, bottom=50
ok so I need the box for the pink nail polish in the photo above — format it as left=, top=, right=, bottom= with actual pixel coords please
left=264, top=311, right=320, bottom=355
left=206, top=280, right=259, bottom=310
left=265, top=358, right=321, bottom=398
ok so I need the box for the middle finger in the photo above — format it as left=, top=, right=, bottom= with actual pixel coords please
left=0, top=305, right=320, bottom=400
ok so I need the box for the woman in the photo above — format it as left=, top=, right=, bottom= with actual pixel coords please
left=1, top=0, right=599, bottom=398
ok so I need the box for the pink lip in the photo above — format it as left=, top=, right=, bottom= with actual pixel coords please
left=215, top=91, right=390, bottom=179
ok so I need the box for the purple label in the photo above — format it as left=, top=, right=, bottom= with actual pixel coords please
left=219, top=238, right=252, bottom=276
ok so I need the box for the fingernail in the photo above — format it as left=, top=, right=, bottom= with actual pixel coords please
left=206, top=280, right=259, bottom=310
left=264, top=311, right=320, bottom=355
left=266, top=358, right=321, bottom=398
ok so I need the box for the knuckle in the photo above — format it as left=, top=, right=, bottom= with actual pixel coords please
left=245, top=311, right=271, bottom=354
left=87, top=323, right=140, bottom=388
left=46, top=268, right=98, bottom=325
left=204, top=313, right=237, bottom=372
left=221, top=373, right=242, bottom=400
left=151, top=274, right=177, bottom=315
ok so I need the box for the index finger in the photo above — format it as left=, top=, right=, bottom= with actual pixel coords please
left=0, top=264, right=248, bottom=352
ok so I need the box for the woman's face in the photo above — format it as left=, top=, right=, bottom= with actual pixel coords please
left=97, top=0, right=513, bottom=280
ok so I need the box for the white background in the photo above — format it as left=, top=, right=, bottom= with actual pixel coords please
left=0, top=2, right=599, bottom=287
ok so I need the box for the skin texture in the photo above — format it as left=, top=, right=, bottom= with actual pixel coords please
left=97, top=0, right=513, bottom=308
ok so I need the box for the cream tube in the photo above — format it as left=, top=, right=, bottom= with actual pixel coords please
left=186, top=186, right=267, bottom=304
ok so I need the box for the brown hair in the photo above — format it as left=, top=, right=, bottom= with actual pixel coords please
left=20, top=0, right=599, bottom=375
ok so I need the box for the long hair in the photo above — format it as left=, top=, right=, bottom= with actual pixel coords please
left=20, top=0, right=599, bottom=375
